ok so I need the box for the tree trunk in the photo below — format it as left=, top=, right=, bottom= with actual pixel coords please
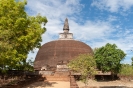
left=111, top=71, right=115, bottom=80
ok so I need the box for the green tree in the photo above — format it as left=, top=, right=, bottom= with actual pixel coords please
left=94, top=43, right=126, bottom=79
left=0, top=0, right=47, bottom=71
left=68, top=54, right=96, bottom=86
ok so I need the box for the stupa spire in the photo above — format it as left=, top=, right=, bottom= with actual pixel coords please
left=59, top=18, right=73, bottom=39
left=63, top=18, right=69, bottom=33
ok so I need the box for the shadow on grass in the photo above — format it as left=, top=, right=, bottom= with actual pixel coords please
left=23, top=81, right=57, bottom=88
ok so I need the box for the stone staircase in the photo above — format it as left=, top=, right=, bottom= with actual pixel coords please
left=70, top=76, right=79, bottom=88
left=42, top=71, right=79, bottom=88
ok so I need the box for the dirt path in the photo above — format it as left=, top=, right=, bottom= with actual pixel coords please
left=22, top=80, right=133, bottom=88
left=77, top=80, right=133, bottom=88
left=23, top=81, right=70, bottom=88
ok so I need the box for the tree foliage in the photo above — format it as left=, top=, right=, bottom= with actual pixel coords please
left=68, top=54, right=96, bottom=85
left=0, top=0, right=47, bottom=71
left=94, top=43, right=126, bottom=74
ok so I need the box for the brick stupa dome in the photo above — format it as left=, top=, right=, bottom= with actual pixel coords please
left=34, top=18, right=93, bottom=70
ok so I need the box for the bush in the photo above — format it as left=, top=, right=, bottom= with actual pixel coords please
left=119, top=64, right=133, bottom=76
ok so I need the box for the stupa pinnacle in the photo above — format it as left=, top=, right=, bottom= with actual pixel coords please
left=59, top=18, right=73, bottom=40
left=63, top=18, right=69, bottom=33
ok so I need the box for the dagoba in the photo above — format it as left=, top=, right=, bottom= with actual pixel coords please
left=34, top=18, right=93, bottom=71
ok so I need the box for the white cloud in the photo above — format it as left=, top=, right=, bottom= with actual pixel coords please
left=107, top=15, right=117, bottom=22
left=69, top=20, right=114, bottom=41
left=26, top=0, right=83, bottom=19
left=91, top=0, right=133, bottom=12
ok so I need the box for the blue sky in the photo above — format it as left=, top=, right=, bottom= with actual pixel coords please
left=26, top=0, right=133, bottom=64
